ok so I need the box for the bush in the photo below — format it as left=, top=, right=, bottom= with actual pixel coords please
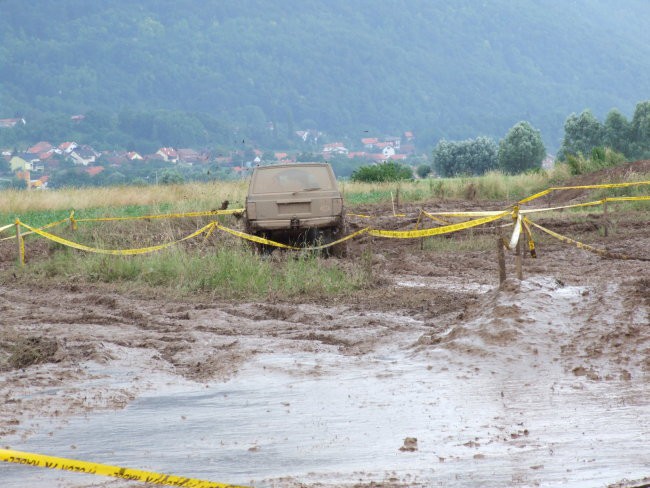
left=432, top=136, right=498, bottom=177
left=416, top=164, right=432, bottom=178
left=350, top=161, right=413, bottom=182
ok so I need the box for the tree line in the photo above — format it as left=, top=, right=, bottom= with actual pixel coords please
left=426, top=100, right=650, bottom=178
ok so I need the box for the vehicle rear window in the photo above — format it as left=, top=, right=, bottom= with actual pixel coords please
left=251, top=166, right=335, bottom=193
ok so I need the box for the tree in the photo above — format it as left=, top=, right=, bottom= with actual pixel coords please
left=603, top=109, right=631, bottom=156
left=498, top=121, right=546, bottom=174
left=560, top=110, right=604, bottom=157
left=432, top=136, right=498, bottom=177
left=0, top=157, right=10, bottom=175
left=159, top=168, right=184, bottom=185
left=416, top=164, right=432, bottom=178
left=631, top=100, right=650, bottom=157
left=350, top=161, right=413, bottom=182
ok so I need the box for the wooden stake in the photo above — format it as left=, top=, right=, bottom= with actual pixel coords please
left=603, top=200, right=609, bottom=237
left=15, top=220, right=24, bottom=266
left=497, top=237, right=506, bottom=285
left=515, top=234, right=523, bottom=280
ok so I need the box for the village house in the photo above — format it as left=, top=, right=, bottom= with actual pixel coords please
left=156, top=147, right=179, bottom=163
left=27, top=141, right=53, bottom=154
left=322, top=142, right=348, bottom=156
left=58, top=141, right=78, bottom=154
left=10, top=153, right=44, bottom=172
left=0, top=117, right=26, bottom=128
left=70, top=145, right=99, bottom=166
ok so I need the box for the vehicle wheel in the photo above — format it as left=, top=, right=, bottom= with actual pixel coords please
left=328, top=221, right=349, bottom=258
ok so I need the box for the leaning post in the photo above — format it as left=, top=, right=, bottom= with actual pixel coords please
left=15, top=219, right=25, bottom=266
left=497, top=236, right=506, bottom=285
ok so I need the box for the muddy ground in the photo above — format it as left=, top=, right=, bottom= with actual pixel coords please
left=0, top=178, right=649, bottom=487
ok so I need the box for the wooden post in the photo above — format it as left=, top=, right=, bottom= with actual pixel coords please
left=602, top=200, right=609, bottom=237
left=395, top=187, right=400, bottom=209
left=497, top=237, right=506, bottom=285
left=15, top=220, right=24, bottom=266
left=515, top=234, right=523, bottom=280
left=69, top=210, right=77, bottom=231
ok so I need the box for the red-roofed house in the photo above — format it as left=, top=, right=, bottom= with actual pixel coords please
left=59, top=141, right=78, bottom=154
left=126, top=151, right=144, bottom=161
left=274, top=152, right=288, bottom=161
left=156, top=147, right=179, bottom=163
left=322, top=142, right=348, bottom=155
left=27, top=141, right=53, bottom=154
left=361, top=137, right=379, bottom=147
left=86, top=166, right=105, bottom=176
left=0, top=118, right=26, bottom=128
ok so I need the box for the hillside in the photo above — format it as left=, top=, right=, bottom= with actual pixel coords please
left=2, top=0, right=650, bottom=152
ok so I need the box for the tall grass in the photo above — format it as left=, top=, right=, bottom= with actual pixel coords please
left=22, top=246, right=371, bottom=299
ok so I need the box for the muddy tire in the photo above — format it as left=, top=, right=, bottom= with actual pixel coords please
left=328, top=218, right=349, bottom=258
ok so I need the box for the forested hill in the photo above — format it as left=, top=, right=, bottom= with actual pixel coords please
left=2, top=0, right=650, bottom=152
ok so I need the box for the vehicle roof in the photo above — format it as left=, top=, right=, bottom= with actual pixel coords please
left=252, top=162, right=331, bottom=171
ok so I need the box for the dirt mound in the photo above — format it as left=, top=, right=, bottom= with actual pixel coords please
left=550, top=159, right=650, bottom=204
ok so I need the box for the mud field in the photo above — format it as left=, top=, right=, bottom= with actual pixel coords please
left=0, top=191, right=649, bottom=487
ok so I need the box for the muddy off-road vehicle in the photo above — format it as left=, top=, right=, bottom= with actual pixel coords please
left=244, top=163, right=347, bottom=255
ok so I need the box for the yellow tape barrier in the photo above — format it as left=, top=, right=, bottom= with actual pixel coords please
left=74, top=208, right=243, bottom=223
left=519, top=180, right=650, bottom=204
left=18, top=220, right=216, bottom=256
left=524, top=217, right=649, bottom=262
left=0, top=448, right=249, bottom=488
left=0, top=222, right=14, bottom=233
left=520, top=195, right=650, bottom=214
left=368, top=211, right=509, bottom=239
left=0, top=216, right=71, bottom=241
left=214, top=223, right=370, bottom=251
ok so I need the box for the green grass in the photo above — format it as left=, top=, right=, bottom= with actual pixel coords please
left=12, top=243, right=371, bottom=300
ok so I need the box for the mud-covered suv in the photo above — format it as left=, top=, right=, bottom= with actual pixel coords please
left=244, top=163, right=346, bottom=255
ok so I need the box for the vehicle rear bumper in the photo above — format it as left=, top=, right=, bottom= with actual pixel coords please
left=248, top=216, right=341, bottom=231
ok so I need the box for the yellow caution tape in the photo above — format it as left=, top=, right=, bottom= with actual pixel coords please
left=17, top=220, right=216, bottom=255
left=419, top=210, right=505, bottom=217
left=347, top=213, right=373, bottom=219
left=0, top=222, right=14, bottom=233
left=305, top=227, right=370, bottom=250
left=214, top=224, right=300, bottom=249
left=0, top=216, right=71, bottom=241
left=420, top=211, right=453, bottom=225
left=74, top=208, right=244, bottom=223
left=368, top=211, right=509, bottom=238
left=519, top=180, right=650, bottom=204
left=524, top=217, right=649, bottom=261
left=213, top=224, right=370, bottom=251
left=0, top=448, right=249, bottom=488
left=521, top=217, right=537, bottom=258
left=520, top=195, right=650, bottom=214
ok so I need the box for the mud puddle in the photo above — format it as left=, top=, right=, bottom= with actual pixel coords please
left=3, top=347, right=649, bottom=486
left=1, top=275, right=649, bottom=487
